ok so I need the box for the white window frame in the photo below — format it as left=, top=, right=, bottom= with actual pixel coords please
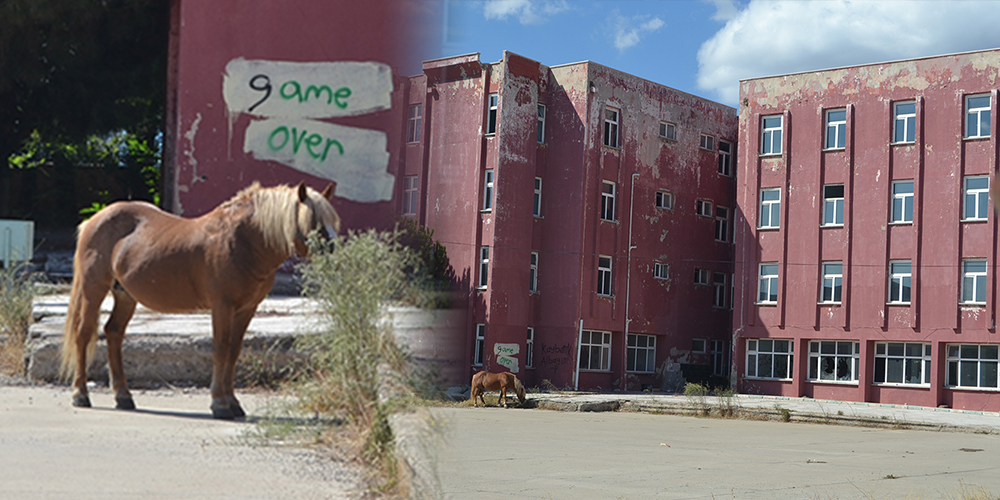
left=626, top=334, right=656, bottom=373
left=655, top=190, right=674, bottom=210
left=401, top=175, right=418, bottom=216
left=529, top=252, right=538, bottom=293
left=759, top=188, right=780, bottom=229
left=478, top=246, right=489, bottom=289
left=482, top=169, right=494, bottom=212
left=579, top=330, right=612, bottom=372
left=947, top=344, right=1000, bottom=389
left=526, top=327, right=534, bottom=369
left=694, top=268, right=709, bottom=285
left=474, top=324, right=485, bottom=366
left=692, top=338, right=707, bottom=354
left=874, top=342, right=931, bottom=386
left=711, top=339, right=729, bottom=377
left=893, top=101, right=916, bottom=144
left=603, top=107, right=620, bottom=148
left=888, top=260, right=912, bottom=305
left=890, top=180, right=914, bottom=224
left=820, top=261, right=843, bottom=304
left=808, top=340, right=860, bottom=383
left=825, top=108, right=846, bottom=150
left=963, top=176, right=989, bottom=221
left=965, top=94, right=991, bottom=139
left=746, top=339, right=793, bottom=379
left=696, top=199, right=713, bottom=217
left=653, top=262, right=669, bottom=280
left=961, top=259, right=987, bottom=305
left=487, top=93, right=498, bottom=135
left=406, top=104, right=422, bottom=143
left=757, top=263, right=779, bottom=304
left=533, top=177, right=543, bottom=217
left=659, top=121, right=677, bottom=141
left=712, top=272, right=727, bottom=308
left=597, top=255, right=613, bottom=297
left=715, top=206, right=729, bottom=243
left=537, top=104, right=546, bottom=144
left=822, top=184, right=845, bottom=227
left=700, top=133, right=715, bottom=151
left=717, top=141, right=732, bottom=176
left=601, top=181, right=616, bottom=222
left=761, top=115, right=782, bottom=155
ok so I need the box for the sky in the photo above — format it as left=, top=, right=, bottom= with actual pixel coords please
left=439, top=0, right=1000, bottom=108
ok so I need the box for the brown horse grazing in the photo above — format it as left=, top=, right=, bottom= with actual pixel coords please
left=60, top=182, right=340, bottom=419
left=471, top=370, right=526, bottom=408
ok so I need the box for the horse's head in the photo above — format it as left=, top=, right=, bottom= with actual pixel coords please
left=514, top=377, right=526, bottom=403
left=294, top=182, right=341, bottom=256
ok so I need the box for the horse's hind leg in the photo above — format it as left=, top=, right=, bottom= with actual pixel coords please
left=70, top=283, right=110, bottom=408
left=105, top=285, right=137, bottom=410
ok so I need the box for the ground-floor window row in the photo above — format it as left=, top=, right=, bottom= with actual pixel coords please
left=746, top=340, right=1000, bottom=389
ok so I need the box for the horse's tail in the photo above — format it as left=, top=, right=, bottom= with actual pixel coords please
left=60, top=230, right=98, bottom=380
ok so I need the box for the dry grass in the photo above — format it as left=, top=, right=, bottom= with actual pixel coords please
left=0, top=262, right=35, bottom=376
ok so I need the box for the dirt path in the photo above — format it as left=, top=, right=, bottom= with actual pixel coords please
left=0, top=384, right=361, bottom=499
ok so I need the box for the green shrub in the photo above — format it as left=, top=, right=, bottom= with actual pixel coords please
left=0, top=261, right=36, bottom=376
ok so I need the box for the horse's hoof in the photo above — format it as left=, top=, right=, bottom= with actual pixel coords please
left=72, top=395, right=92, bottom=408
left=212, top=407, right=236, bottom=420
left=115, top=397, right=136, bottom=410
left=231, top=404, right=246, bottom=419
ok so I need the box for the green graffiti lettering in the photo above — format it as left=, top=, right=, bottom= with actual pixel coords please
left=321, top=138, right=343, bottom=161
left=278, top=79, right=351, bottom=108
left=290, top=126, right=309, bottom=154
left=279, top=81, right=301, bottom=101
left=303, top=133, right=323, bottom=158
left=266, top=124, right=345, bottom=161
left=334, top=87, right=351, bottom=109
left=268, top=126, right=290, bottom=151
left=303, top=85, right=334, bottom=104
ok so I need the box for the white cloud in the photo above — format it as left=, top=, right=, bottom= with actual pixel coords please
left=483, top=0, right=569, bottom=25
left=612, top=10, right=665, bottom=51
left=697, top=0, right=1000, bottom=105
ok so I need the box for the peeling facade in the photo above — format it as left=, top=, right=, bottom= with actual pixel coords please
left=734, top=48, right=1000, bottom=411
left=404, top=51, right=737, bottom=391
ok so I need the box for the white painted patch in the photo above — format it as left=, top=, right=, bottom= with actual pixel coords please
left=494, top=343, right=520, bottom=356
left=244, top=118, right=392, bottom=202
left=876, top=169, right=881, bottom=183
left=223, top=58, right=393, bottom=118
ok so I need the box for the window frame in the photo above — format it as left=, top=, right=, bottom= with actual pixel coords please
left=761, top=115, right=783, bottom=155
left=529, top=252, right=538, bottom=293
left=655, top=190, right=674, bottom=210
left=893, top=101, right=916, bottom=144
left=888, top=260, right=912, bottom=305
left=808, top=340, right=860, bottom=384
left=712, top=272, right=727, bottom=308
left=947, top=344, right=1000, bottom=389
left=694, top=268, right=709, bottom=285
left=626, top=333, right=656, bottom=373
left=406, top=104, right=422, bottom=143
left=474, top=324, right=485, bottom=366
left=824, top=108, right=847, bottom=150
left=487, top=93, right=498, bottom=135
left=890, top=180, right=914, bottom=224
left=401, top=175, right=418, bottom=216
left=746, top=339, right=793, bottom=379
left=478, top=246, right=489, bottom=289
left=482, top=169, right=494, bottom=212
left=603, top=106, right=620, bottom=148
left=757, top=263, right=779, bottom=304
left=820, top=261, right=843, bottom=304
left=526, top=327, right=534, bottom=369
left=961, top=259, right=987, bottom=305
left=963, top=176, right=989, bottom=222
left=965, top=93, right=991, bottom=140
left=696, top=199, right=713, bottom=218
left=653, top=262, right=669, bottom=280
left=700, top=133, right=715, bottom=151
left=659, top=121, right=677, bottom=141
left=533, top=177, right=543, bottom=217
left=711, top=339, right=729, bottom=377
left=874, top=342, right=931, bottom=386
left=718, top=140, right=732, bottom=176
left=536, top=104, right=546, bottom=144
left=601, top=181, right=616, bottom=222
left=597, top=255, right=613, bottom=297
left=822, top=184, right=845, bottom=227
left=759, top=188, right=781, bottom=229
left=579, top=330, right=612, bottom=372
left=715, top=206, right=729, bottom=243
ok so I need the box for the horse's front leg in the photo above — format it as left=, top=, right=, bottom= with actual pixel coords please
left=105, top=287, right=137, bottom=410
left=500, top=387, right=508, bottom=408
left=209, top=305, right=255, bottom=420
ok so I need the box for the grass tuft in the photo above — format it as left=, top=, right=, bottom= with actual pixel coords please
left=0, top=261, right=36, bottom=376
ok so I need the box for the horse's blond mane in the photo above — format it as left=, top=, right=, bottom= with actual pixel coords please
left=223, top=182, right=300, bottom=254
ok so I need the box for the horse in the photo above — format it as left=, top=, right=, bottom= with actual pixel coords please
left=471, top=370, right=526, bottom=408
left=60, top=182, right=340, bottom=419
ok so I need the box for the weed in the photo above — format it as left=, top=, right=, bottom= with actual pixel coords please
left=0, top=261, right=36, bottom=376
left=776, top=405, right=791, bottom=422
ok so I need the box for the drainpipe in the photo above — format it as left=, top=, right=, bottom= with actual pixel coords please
left=622, top=172, right=639, bottom=391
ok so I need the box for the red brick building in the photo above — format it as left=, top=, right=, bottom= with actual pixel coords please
left=734, top=48, right=1000, bottom=411
left=402, top=52, right=737, bottom=391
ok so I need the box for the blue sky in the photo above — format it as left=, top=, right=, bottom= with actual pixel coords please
left=440, top=0, right=1000, bottom=108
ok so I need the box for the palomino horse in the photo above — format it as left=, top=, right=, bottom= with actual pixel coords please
left=471, top=370, right=526, bottom=407
left=61, top=182, right=340, bottom=419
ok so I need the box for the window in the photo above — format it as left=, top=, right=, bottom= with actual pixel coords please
left=759, top=188, right=780, bottom=229
left=947, top=344, right=999, bottom=389
left=597, top=256, right=613, bottom=296
left=961, top=259, right=987, bottom=304
left=692, top=339, right=707, bottom=353
left=875, top=342, right=930, bottom=385
left=808, top=341, right=859, bottom=382
left=487, top=93, right=498, bottom=134
left=893, top=101, right=916, bottom=143
left=758, top=263, right=779, bottom=304
left=482, top=169, right=494, bottom=211
left=474, top=324, right=485, bottom=366
left=526, top=327, right=534, bottom=369
left=823, top=185, right=844, bottom=226
left=627, top=334, right=656, bottom=373
left=406, top=104, right=422, bottom=143
left=655, top=190, right=674, bottom=210
left=700, top=134, right=715, bottom=151
left=659, top=121, right=676, bottom=140
left=713, top=272, right=727, bottom=308
left=529, top=252, right=538, bottom=293
left=888, top=261, right=912, bottom=304
left=694, top=268, right=709, bottom=285
left=579, top=330, right=611, bottom=371
left=537, top=104, right=546, bottom=143
left=653, top=262, right=669, bottom=280
left=825, top=109, right=846, bottom=149
left=533, top=177, right=543, bottom=217
left=966, top=94, right=991, bottom=139
left=964, top=176, right=989, bottom=221
left=718, top=141, right=732, bottom=176
left=401, top=175, right=418, bottom=216
left=603, top=107, right=619, bottom=148
left=820, top=262, right=843, bottom=304
left=715, top=206, right=729, bottom=242
left=891, top=180, right=913, bottom=223
left=478, top=246, right=489, bottom=289
left=746, top=339, right=793, bottom=379
left=601, top=181, right=616, bottom=221
left=761, top=115, right=782, bottom=155
left=696, top=199, right=713, bottom=217
left=711, top=340, right=729, bottom=377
